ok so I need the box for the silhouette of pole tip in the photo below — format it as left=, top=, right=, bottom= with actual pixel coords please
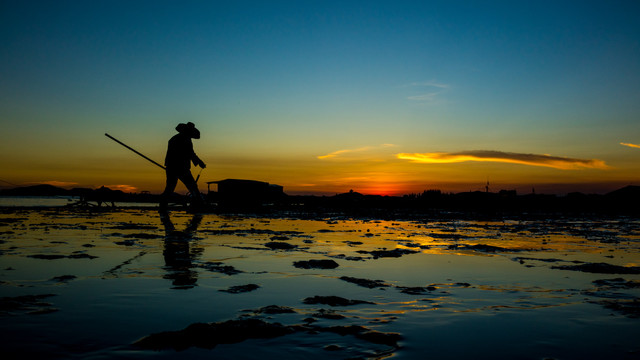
left=105, top=133, right=166, bottom=170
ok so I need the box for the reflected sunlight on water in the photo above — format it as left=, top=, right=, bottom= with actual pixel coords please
left=0, top=208, right=639, bottom=359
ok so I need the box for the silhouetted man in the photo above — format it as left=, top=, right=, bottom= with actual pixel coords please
left=160, top=122, right=206, bottom=210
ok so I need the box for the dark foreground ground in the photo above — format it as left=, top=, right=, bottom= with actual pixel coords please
left=1, top=207, right=639, bottom=359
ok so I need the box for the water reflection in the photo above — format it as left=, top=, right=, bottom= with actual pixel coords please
left=159, top=210, right=203, bottom=289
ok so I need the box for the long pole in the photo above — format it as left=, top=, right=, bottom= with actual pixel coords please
left=105, top=133, right=166, bottom=170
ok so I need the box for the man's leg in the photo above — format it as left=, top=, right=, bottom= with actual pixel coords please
left=160, top=171, right=179, bottom=209
left=178, top=171, right=204, bottom=207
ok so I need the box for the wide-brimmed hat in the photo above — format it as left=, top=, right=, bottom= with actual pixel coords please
left=176, top=122, right=200, bottom=139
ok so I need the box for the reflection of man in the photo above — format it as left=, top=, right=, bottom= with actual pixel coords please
left=160, top=122, right=206, bottom=210
left=159, top=211, right=203, bottom=289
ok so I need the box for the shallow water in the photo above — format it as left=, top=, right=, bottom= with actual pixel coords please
left=1, top=208, right=639, bottom=359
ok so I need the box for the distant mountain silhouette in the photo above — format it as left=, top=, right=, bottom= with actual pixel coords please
left=1, top=183, right=638, bottom=215
left=0, top=184, right=71, bottom=196
left=606, top=185, right=640, bottom=199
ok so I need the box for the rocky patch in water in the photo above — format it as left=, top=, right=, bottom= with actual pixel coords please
left=246, top=305, right=297, bottom=315
left=303, top=295, right=375, bottom=307
left=219, top=284, right=260, bottom=294
left=264, top=241, right=298, bottom=250
left=27, top=253, right=98, bottom=260
left=357, top=248, right=419, bottom=259
left=592, top=278, right=640, bottom=289
left=133, top=318, right=401, bottom=356
left=339, top=276, right=390, bottom=289
left=0, top=294, right=58, bottom=316
left=199, top=262, right=243, bottom=275
left=133, top=319, right=294, bottom=350
left=49, top=275, right=77, bottom=283
left=552, top=262, right=640, bottom=274
left=293, top=259, right=339, bottom=269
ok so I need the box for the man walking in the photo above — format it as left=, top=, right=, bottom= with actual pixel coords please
left=160, top=122, right=206, bottom=210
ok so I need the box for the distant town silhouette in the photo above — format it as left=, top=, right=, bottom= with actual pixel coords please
left=1, top=181, right=639, bottom=216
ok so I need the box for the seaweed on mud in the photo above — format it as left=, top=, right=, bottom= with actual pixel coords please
left=49, top=275, right=77, bottom=283
left=344, top=241, right=363, bottom=246
left=219, top=284, right=260, bottom=294
left=552, top=262, right=640, bottom=274
left=513, top=257, right=572, bottom=263
left=122, top=233, right=163, bottom=239
left=109, top=223, right=158, bottom=230
left=0, top=217, right=28, bottom=225
left=590, top=298, right=640, bottom=318
left=264, top=241, right=298, bottom=250
left=312, top=309, right=346, bottom=320
left=303, top=296, right=375, bottom=306
left=201, top=228, right=309, bottom=239
left=133, top=319, right=295, bottom=350
left=448, top=244, right=516, bottom=252
left=592, top=278, right=640, bottom=289
left=0, top=294, right=58, bottom=316
left=28, top=253, right=98, bottom=260
left=293, top=259, right=339, bottom=269
left=318, top=325, right=401, bottom=347
left=339, top=276, right=391, bottom=289
left=356, top=248, right=419, bottom=259
left=114, top=239, right=138, bottom=246
left=583, top=278, right=640, bottom=318
left=199, top=262, right=243, bottom=275
left=397, top=286, right=437, bottom=295
left=247, top=305, right=297, bottom=315
left=133, top=318, right=401, bottom=354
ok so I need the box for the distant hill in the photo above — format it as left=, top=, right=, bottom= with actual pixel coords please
left=606, top=185, right=640, bottom=199
left=0, top=184, right=71, bottom=196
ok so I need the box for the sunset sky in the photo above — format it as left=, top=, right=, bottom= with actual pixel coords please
left=1, top=1, right=639, bottom=195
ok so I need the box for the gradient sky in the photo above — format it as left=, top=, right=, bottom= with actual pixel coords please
left=1, top=0, right=639, bottom=195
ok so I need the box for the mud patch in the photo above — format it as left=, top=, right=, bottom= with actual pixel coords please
left=0, top=294, right=57, bottom=316
left=28, top=253, right=98, bottom=260
left=303, top=296, right=375, bottom=306
left=293, top=259, right=339, bottom=269
left=220, top=284, right=260, bottom=294
left=552, top=262, right=640, bottom=274
left=339, top=276, right=390, bottom=289
left=199, top=262, right=243, bottom=275
left=357, top=248, right=419, bottom=259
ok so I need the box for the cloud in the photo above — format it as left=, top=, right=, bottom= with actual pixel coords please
left=404, top=80, right=450, bottom=102
left=396, top=150, right=609, bottom=170
left=621, top=142, right=640, bottom=149
left=318, top=144, right=396, bottom=160
left=403, top=81, right=450, bottom=89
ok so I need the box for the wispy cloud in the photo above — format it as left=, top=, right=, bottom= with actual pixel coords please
left=403, top=81, right=450, bottom=89
left=318, top=144, right=396, bottom=160
left=396, top=150, right=609, bottom=170
left=621, top=142, right=640, bottom=149
left=404, top=80, right=450, bottom=102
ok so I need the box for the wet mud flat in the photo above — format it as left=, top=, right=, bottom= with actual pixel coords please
left=0, top=208, right=639, bottom=359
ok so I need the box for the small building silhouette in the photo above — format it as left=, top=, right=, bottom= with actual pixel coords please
left=207, top=179, right=284, bottom=207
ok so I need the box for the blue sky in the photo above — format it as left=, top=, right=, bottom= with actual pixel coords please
left=1, top=0, right=639, bottom=194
